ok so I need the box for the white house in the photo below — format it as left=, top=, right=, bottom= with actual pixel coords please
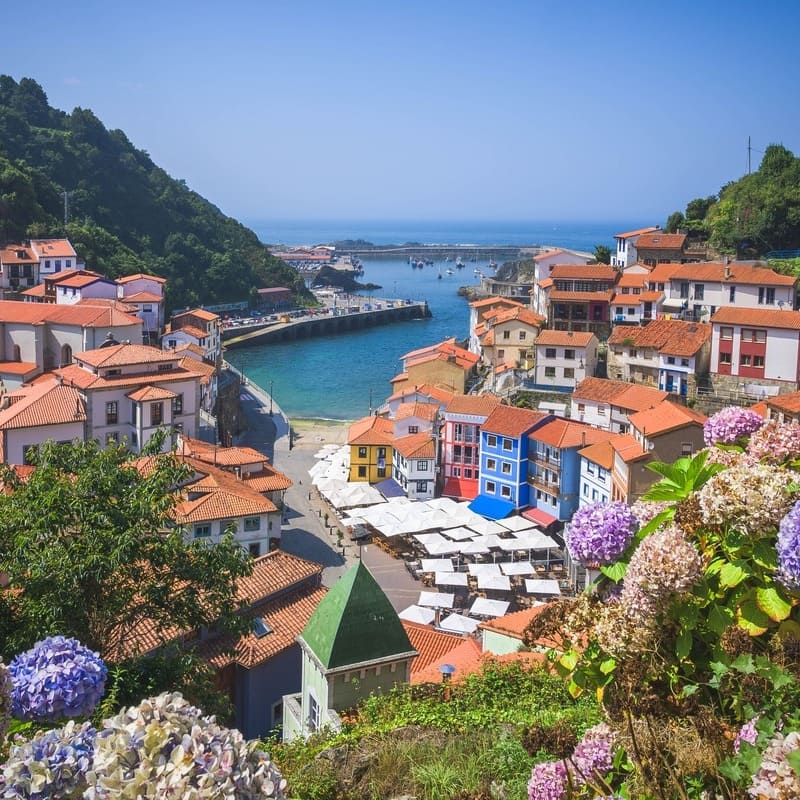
left=54, top=272, right=119, bottom=306
left=570, top=378, right=667, bottom=433
left=164, top=309, right=222, bottom=365
left=611, top=227, right=660, bottom=268
left=530, top=249, right=593, bottom=316
left=577, top=439, right=613, bottom=508
left=0, top=244, right=39, bottom=298
left=54, top=343, right=204, bottom=452
left=117, top=273, right=167, bottom=343
left=393, top=401, right=439, bottom=437
left=532, top=330, right=597, bottom=391
left=392, top=431, right=437, bottom=500
left=29, top=239, right=78, bottom=277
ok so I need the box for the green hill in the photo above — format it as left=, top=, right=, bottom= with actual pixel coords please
left=665, top=144, right=800, bottom=257
left=0, top=76, right=310, bottom=310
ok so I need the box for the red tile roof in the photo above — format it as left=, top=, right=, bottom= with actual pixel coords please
left=610, top=433, right=649, bottom=462
left=401, top=337, right=458, bottom=362
left=76, top=343, right=178, bottom=369
left=530, top=418, right=613, bottom=449
left=445, top=393, right=501, bottom=416
left=123, top=291, right=164, bottom=304
left=573, top=377, right=667, bottom=410
left=484, top=306, right=546, bottom=328
left=548, top=265, right=618, bottom=281
left=0, top=245, right=36, bottom=264
left=469, top=297, right=525, bottom=310
left=711, top=307, right=800, bottom=330
left=348, top=414, right=395, bottom=446
left=614, top=226, right=660, bottom=240
left=171, top=325, right=208, bottom=340
left=396, top=401, right=440, bottom=422
left=386, top=384, right=456, bottom=404
left=628, top=400, right=706, bottom=437
left=635, top=233, right=687, bottom=250
left=534, top=330, right=596, bottom=347
left=410, top=636, right=483, bottom=685
left=533, top=249, right=565, bottom=261
left=538, top=277, right=554, bottom=289
left=478, top=605, right=554, bottom=644
left=393, top=431, right=436, bottom=458
left=614, top=384, right=670, bottom=412
left=54, top=362, right=206, bottom=392
left=767, top=392, right=800, bottom=414
left=645, top=263, right=685, bottom=284
left=0, top=378, right=85, bottom=431
left=117, top=272, right=167, bottom=284
left=0, top=361, right=39, bottom=376
left=482, top=406, right=549, bottom=437
left=616, top=273, right=648, bottom=288
left=55, top=273, right=112, bottom=289
left=126, top=385, right=177, bottom=402
left=403, top=622, right=468, bottom=675
left=669, top=262, right=796, bottom=286
left=0, top=300, right=141, bottom=328
left=179, top=437, right=271, bottom=467
left=608, top=319, right=711, bottom=357
left=29, top=239, right=77, bottom=259
left=175, top=308, right=220, bottom=322
left=578, top=439, right=614, bottom=470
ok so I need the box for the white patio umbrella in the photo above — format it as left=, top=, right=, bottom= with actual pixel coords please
left=418, top=591, right=455, bottom=609
left=501, top=561, right=536, bottom=576
left=398, top=604, right=436, bottom=625
left=524, top=579, right=562, bottom=596
left=441, top=526, right=474, bottom=541
left=421, top=558, right=455, bottom=573
left=467, top=519, right=507, bottom=536
left=477, top=574, right=512, bottom=592
left=469, top=597, right=510, bottom=617
left=498, top=516, right=537, bottom=532
left=468, top=562, right=502, bottom=577
left=459, top=539, right=492, bottom=555
left=435, top=571, right=469, bottom=587
left=439, top=613, right=479, bottom=634
left=426, top=539, right=463, bottom=556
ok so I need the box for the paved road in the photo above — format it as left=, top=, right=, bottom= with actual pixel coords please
left=234, top=381, right=421, bottom=609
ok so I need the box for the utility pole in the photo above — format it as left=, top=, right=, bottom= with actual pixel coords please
left=62, top=190, right=71, bottom=225
left=747, top=136, right=752, bottom=175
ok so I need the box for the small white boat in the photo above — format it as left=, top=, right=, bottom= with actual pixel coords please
left=446, top=268, right=454, bottom=275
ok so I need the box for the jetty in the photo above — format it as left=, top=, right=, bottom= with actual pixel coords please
left=223, top=298, right=431, bottom=349
left=334, top=244, right=531, bottom=261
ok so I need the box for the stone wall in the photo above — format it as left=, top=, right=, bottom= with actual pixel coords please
left=215, top=368, right=242, bottom=446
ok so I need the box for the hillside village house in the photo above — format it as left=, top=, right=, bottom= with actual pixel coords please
left=393, top=401, right=439, bottom=437
left=117, top=273, right=167, bottom=342
left=391, top=431, right=437, bottom=500
left=709, top=307, right=800, bottom=394
left=634, top=232, right=688, bottom=266
left=611, top=226, right=660, bottom=268
left=474, top=305, right=545, bottom=371
left=53, top=343, right=204, bottom=452
left=441, top=392, right=501, bottom=501
left=610, top=268, right=667, bottom=326
left=570, top=377, right=668, bottom=433
left=0, top=244, right=39, bottom=299
left=532, top=330, right=598, bottom=391
left=29, top=239, right=78, bottom=277
left=165, top=309, right=222, bottom=366
left=174, top=345, right=218, bottom=414
left=54, top=272, right=119, bottom=305
left=381, top=383, right=454, bottom=418
left=607, top=319, right=712, bottom=399
left=0, top=300, right=142, bottom=390
left=764, top=392, right=800, bottom=423
left=660, top=262, right=797, bottom=321
left=544, top=264, right=616, bottom=337
left=348, top=415, right=393, bottom=482
left=471, top=406, right=551, bottom=518
left=628, top=401, right=707, bottom=463
left=391, top=339, right=478, bottom=395
left=529, top=250, right=593, bottom=316
left=468, top=298, right=526, bottom=354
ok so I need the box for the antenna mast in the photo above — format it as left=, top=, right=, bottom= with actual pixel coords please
left=62, top=190, right=70, bottom=225
left=747, top=136, right=752, bottom=175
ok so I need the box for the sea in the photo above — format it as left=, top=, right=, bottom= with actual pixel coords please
left=225, top=220, right=640, bottom=421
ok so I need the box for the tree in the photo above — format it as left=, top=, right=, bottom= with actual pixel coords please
left=0, top=439, right=253, bottom=662
left=665, top=211, right=685, bottom=233
left=593, top=244, right=611, bottom=264
left=685, top=195, right=717, bottom=222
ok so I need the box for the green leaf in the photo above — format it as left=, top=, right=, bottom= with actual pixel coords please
left=753, top=539, right=779, bottom=570
left=676, top=629, right=692, bottom=660
left=756, top=586, right=792, bottom=622
left=600, top=561, right=627, bottom=582
left=737, top=599, right=771, bottom=636
left=731, top=653, right=756, bottom=674
left=708, top=604, right=735, bottom=635
left=599, top=658, right=617, bottom=675
left=558, top=650, right=578, bottom=671
left=787, top=749, right=800, bottom=778
left=683, top=684, right=699, bottom=697
left=720, top=562, right=748, bottom=588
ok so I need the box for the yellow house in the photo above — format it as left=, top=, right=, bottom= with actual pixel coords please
left=391, top=340, right=480, bottom=395
left=348, top=415, right=394, bottom=482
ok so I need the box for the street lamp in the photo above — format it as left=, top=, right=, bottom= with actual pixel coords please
left=269, top=380, right=274, bottom=416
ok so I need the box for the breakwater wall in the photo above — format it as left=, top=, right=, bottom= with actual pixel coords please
left=336, top=245, right=533, bottom=260
left=223, top=300, right=431, bottom=349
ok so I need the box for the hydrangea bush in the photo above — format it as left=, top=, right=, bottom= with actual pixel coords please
left=8, top=637, right=107, bottom=722
left=524, top=410, right=800, bottom=799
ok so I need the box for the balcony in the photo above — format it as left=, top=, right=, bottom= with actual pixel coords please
left=528, top=474, right=561, bottom=493
left=530, top=453, right=561, bottom=470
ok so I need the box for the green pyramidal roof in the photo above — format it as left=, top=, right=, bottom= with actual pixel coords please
left=301, top=561, right=413, bottom=669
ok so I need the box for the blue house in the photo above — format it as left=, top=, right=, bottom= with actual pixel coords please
left=526, top=418, right=613, bottom=528
left=469, top=406, right=552, bottom=519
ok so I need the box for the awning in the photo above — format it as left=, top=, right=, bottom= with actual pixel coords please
left=661, top=297, right=687, bottom=309
left=442, top=477, right=479, bottom=501
left=522, top=507, right=559, bottom=528
left=375, top=477, right=406, bottom=499
left=468, top=495, right=515, bottom=520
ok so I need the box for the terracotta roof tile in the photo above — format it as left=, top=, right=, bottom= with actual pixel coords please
left=578, top=439, right=614, bottom=470
left=671, top=262, right=796, bottom=286
left=55, top=362, right=206, bottom=392
left=533, top=249, right=565, bottom=261
left=175, top=308, right=220, bottom=322
left=548, top=290, right=615, bottom=303
left=55, top=273, right=112, bottom=289
left=645, top=263, right=685, bottom=284
left=386, top=383, right=456, bottom=404
left=482, top=406, right=549, bottom=437
left=610, top=433, right=649, bottom=462
left=0, top=361, right=39, bottom=376
left=616, top=273, right=648, bottom=288
left=170, top=325, right=208, bottom=340
left=123, top=291, right=164, bottom=304
left=614, top=226, right=661, bottom=239
left=750, top=401, right=769, bottom=419
left=403, top=622, right=467, bottom=675
left=242, top=468, right=293, bottom=493
left=126, top=385, right=177, bottom=402
left=529, top=419, right=613, bottom=449
left=613, top=384, right=669, bottom=412
left=117, top=272, right=167, bottom=284
left=0, top=378, right=85, bottom=431
left=401, top=337, right=458, bottom=361
left=711, top=307, right=800, bottom=329
left=0, top=245, right=36, bottom=263
left=538, top=277, right=554, bottom=289
left=608, top=319, right=711, bottom=357
left=410, top=637, right=483, bottom=684
left=635, top=233, right=686, bottom=250
left=484, top=306, right=546, bottom=328
left=0, top=300, right=141, bottom=328
left=767, top=392, right=800, bottom=414
left=396, top=401, right=439, bottom=422
left=478, top=605, right=562, bottom=649
left=445, top=393, right=501, bottom=416
left=628, top=400, right=706, bottom=437
left=348, top=414, right=394, bottom=446
left=469, top=297, right=524, bottom=310
left=76, top=343, right=178, bottom=369
left=29, top=239, right=77, bottom=259
left=573, top=377, right=631, bottom=402
left=393, top=431, right=436, bottom=458
left=179, top=437, right=271, bottom=467
left=534, top=330, right=595, bottom=347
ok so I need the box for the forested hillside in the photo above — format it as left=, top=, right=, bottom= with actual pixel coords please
left=665, top=144, right=800, bottom=257
left=0, top=76, right=309, bottom=310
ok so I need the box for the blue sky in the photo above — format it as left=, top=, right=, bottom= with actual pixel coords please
left=4, top=1, right=800, bottom=224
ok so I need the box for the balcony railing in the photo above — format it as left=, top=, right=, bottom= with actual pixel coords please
left=528, top=475, right=560, bottom=493
left=530, top=453, right=561, bottom=469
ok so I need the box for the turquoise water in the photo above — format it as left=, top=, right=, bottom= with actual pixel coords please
left=226, top=221, right=638, bottom=420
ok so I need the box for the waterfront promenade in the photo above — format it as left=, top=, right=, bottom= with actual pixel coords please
left=232, top=369, right=421, bottom=609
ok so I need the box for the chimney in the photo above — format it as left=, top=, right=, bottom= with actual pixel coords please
left=724, top=264, right=731, bottom=279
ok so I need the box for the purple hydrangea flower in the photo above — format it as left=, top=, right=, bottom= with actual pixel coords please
left=734, top=714, right=761, bottom=754
left=528, top=760, right=567, bottom=800
left=569, top=723, right=616, bottom=781
left=0, top=661, right=10, bottom=744
left=703, top=406, right=764, bottom=446
left=9, top=636, right=107, bottom=722
left=566, top=502, right=639, bottom=566
left=777, top=501, right=800, bottom=591
left=0, top=720, right=95, bottom=799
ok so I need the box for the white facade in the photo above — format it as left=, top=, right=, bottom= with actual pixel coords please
left=578, top=456, right=611, bottom=508
left=392, top=451, right=436, bottom=500
left=533, top=338, right=597, bottom=390
left=185, top=508, right=278, bottom=559
left=657, top=353, right=695, bottom=396
left=56, top=280, right=119, bottom=306
left=711, top=323, right=800, bottom=385
left=531, top=251, right=593, bottom=316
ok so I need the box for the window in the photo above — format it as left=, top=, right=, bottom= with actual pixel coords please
left=358, top=447, right=367, bottom=458
left=248, top=542, right=261, bottom=558
left=453, top=444, right=462, bottom=461
left=667, top=356, right=676, bottom=365
left=244, top=516, right=260, bottom=532
left=500, top=485, right=512, bottom=499
left=486, top=481, right=496, bottom=494
left=564, top=349, right=575, bottom=360
left=679, top=281, right=689, bottom=299
left=577, top=403, right=586, bottom=412
left=563, top=367, right=575, bottom=379
left=720, top=352, right=732, bottom=364
left=545, top=366, right=556, bottom=377
left=502, top=438, right=513, bottom=451
left=272, top=701, right=283, bottom=729
left=627, top=308, right=635, bottom=316
left=168, top=339, right=177, bottom=349
left=486, top=435, right=497, bottom=448
left=308, top=694, right=320, bottom=732
left=502, top=330, right=510, bottom=340
left=592, top=489, right=599, bottom=500
left=740, top=354, right=752, bottom=366
left=158, top=363, right=172, bottom=372
left=105, top=401, right=118, bottom=425
left=486, top=458, right=497, bottom=470
left=501, top=462, right=512, bottom=474
left=55, top=259, right=61, bottom=270
left=720, top=326, right=733, bottom=340
left=630, top=349, right=638, bottom=358
left=758, top=287, right=776, bottom=305
left=753, top=355, right=765, bottom=368
left=598, top=406, right=606, bottom=415
left=416, top=460, right=428, bottom=471
left=694, top=284, right=705, bottom=300
left=408, top=425, right=419, bottom=434
left=151, top=402, right=163, bottom=426
left=194, top=524, right=211, bottom=538
left=583, top=483, right=589, bottom=496
left=519, top=330, right=526, bottom=340
left=545, top=348, right=556, bottom=359
left=729, top=286, right=736, bottom=302
left=377, top=467, right=386, bottom=478
left=172, top=394, right=183, bottom=415
left=357, top=465, right=367, bottom=478
left=416, top=481, right=428, bottom=493
left=587, top=462, right=595, bottom=474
